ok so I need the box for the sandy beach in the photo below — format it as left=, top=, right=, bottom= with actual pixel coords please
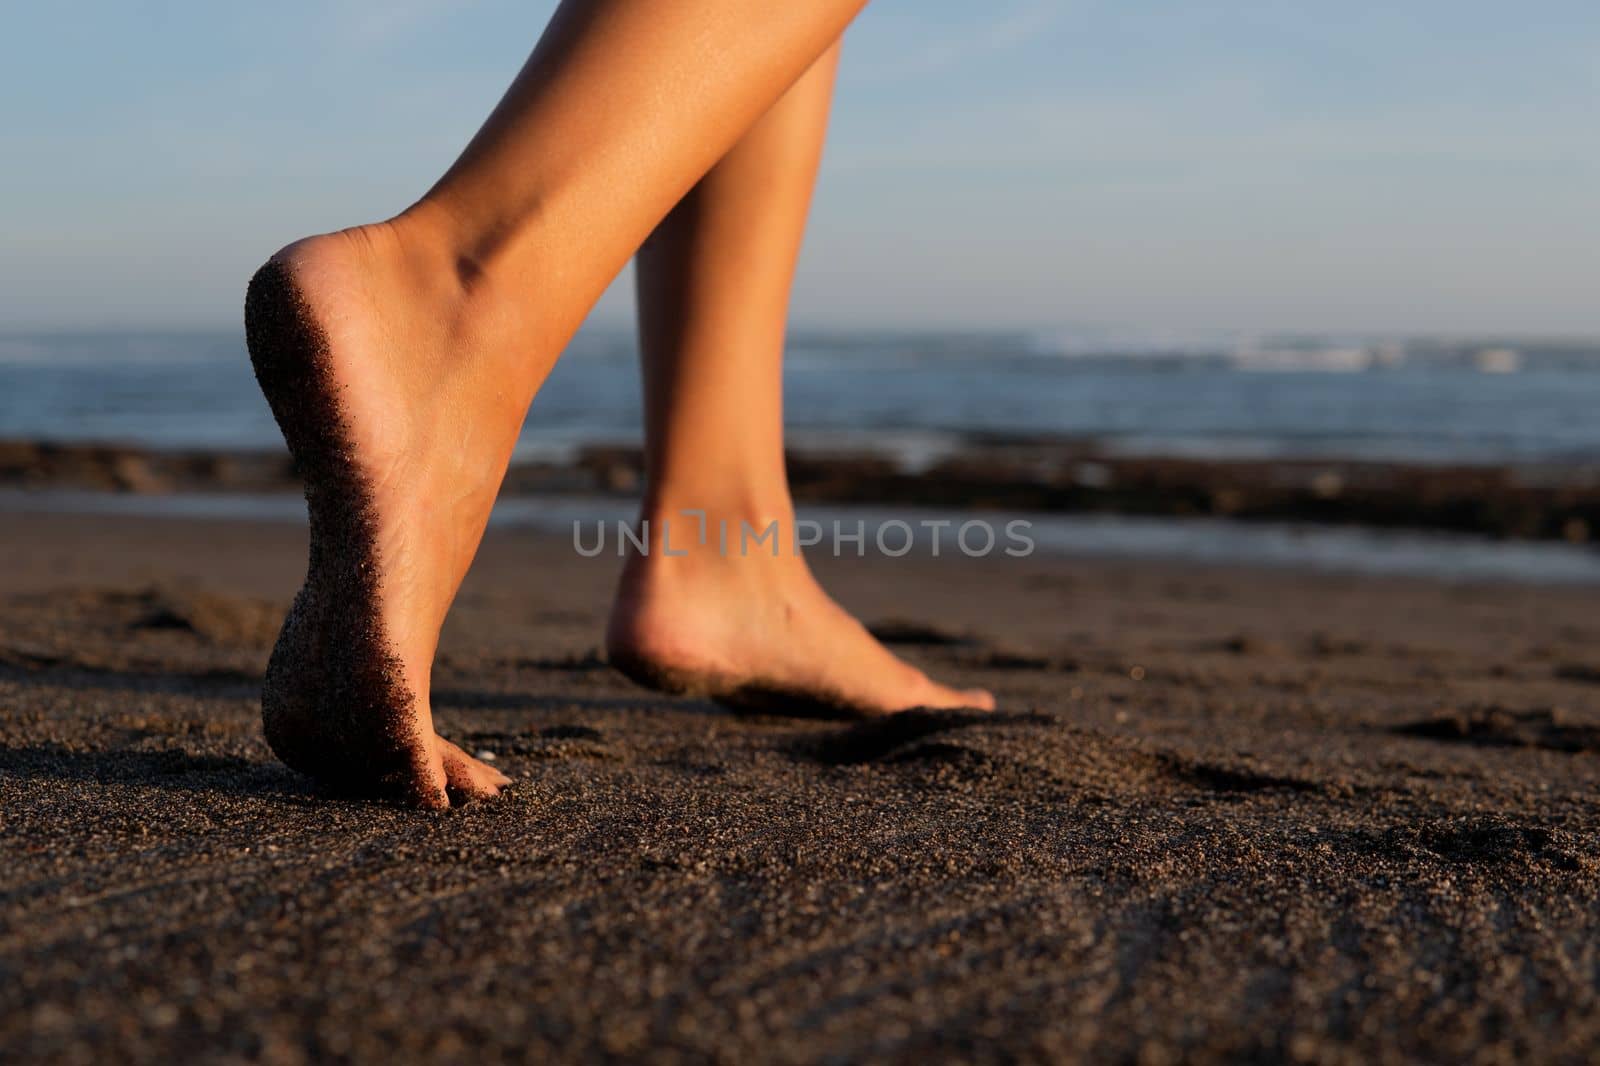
left=9, top=0, right=1599, bottom=1059
left=3, top=506, right=1600, bottom=1062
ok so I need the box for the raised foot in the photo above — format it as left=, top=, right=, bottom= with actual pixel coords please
left=245, top=230, right=515, bottom=807
left=605, top=551, right=996, bottom=719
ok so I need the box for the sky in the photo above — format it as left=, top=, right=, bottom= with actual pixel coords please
left=2, top=1, right=1597, bottom=335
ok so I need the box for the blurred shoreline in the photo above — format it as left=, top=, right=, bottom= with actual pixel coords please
left=6, top=435, right=1599, bottom=545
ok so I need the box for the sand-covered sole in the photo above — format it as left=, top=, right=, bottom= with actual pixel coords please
left=244, top=259, right=434, bottom=804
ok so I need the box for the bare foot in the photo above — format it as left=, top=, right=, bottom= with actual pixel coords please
left=245, top=220, right=522, bottom=807
left=605, top=530, right=996, bottom=718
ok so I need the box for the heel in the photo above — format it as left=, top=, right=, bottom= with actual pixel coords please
left=242, top=257, right=420, bottom=799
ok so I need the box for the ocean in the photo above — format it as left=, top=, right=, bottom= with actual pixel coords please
left=4, top=329, right=1600, bottom=466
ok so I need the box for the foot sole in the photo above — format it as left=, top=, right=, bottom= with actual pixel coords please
left=245, top=259, right=441, bottom=806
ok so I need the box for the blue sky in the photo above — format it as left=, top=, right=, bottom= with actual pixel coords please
left=2, top=1, right=1597, bottom=334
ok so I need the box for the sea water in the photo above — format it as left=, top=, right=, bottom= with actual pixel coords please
left=7, top=328, right=1600, bottom=583
left=4, top=328, right=1600, bottom=465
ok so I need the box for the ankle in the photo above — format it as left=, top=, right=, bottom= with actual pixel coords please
left=637, top=497, right=798, bottom=556
left=375, top=206, right=479, bottom=303
left=397, top=194, right=550, bottom=305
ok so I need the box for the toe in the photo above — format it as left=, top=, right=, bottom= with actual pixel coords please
left=438, top=738, right=512, bottom=802
left=401, top=751, right=452, bottom=809
left=915, top=670, right=996, bottom=713
left=895, top=672, right=999, bottom=713
left=416, top=787, right=452, bottom=810
left=962, top=687, right=997, bottom=711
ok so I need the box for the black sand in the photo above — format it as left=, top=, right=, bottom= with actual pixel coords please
left=4, top=510, right=1600, bottom=1063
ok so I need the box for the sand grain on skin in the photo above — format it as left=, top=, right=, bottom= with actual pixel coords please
left=245, top=260, right=431, bottom=805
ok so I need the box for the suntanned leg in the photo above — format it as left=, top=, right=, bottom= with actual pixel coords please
left=246, top=0, right=869, bottom=806
left=605, top=43, right=993, bottom=717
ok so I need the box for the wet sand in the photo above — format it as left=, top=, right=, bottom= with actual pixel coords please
left=8, top=435, right=1600, bottom=542
left=4, top=509, right=1600, bottom=1062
